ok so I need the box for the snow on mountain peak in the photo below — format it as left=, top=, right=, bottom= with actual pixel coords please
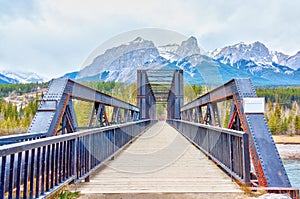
left=284, top=50, right=300, bottom=70
left=271, top=51, right=289, bottom=64
left=210, top=41, right=273, bottom=65
left=0, top=70, right=46, bottom=83
left=176, top=36, right=201, bottom=57
left=158, top=36, right=206, bottom=62
left=131, top=37, right=145, bottom=43
left=77, top=37, right=160, bottom=79
left=74, top=36, right=300, bottom=86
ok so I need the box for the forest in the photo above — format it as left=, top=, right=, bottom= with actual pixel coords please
left=256, top=87, right=300, bottom=135
left=0, top=82, right=48, bottom=99
left=0, top=82, right=299, bottom=136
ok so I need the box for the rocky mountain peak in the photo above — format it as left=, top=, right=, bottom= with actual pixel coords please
left=176, top=36, right=201, bottom=58
left=285, top=50, right=300, bottom=70
left=74, top=37, right=300, bottom=86
left=210, top=41, right=273, bottom=65
left=131, top=37, right=145, bottom=43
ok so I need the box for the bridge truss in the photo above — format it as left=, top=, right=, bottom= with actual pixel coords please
left=28, top=78, right=140, bottom=137
left=180, top=78, right=292, bottom=189
left=0, top=70, right=299, bottom=199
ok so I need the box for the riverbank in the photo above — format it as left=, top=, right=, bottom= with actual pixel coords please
left=276, top=144, right=300, bottom=160
left=272, top=135, right=300, bottom=160
left=273, top=135, right=300, bottom=144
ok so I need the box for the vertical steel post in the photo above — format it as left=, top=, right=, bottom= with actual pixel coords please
left=137, top=70, right=156, bottom=120
left=167, top=70, right=184, bottom=119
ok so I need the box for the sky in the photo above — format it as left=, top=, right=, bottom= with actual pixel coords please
left=1, top=0, right=300, bottom=79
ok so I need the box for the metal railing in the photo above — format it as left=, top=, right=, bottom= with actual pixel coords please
left=0, top=133, right=47, bottom=146
left=167, top=119, right=250, bottom=184
left=0, top=120, right=155, bottom=199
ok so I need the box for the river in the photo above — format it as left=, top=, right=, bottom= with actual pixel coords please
left=277, top=144, right=300, bottom=189
left=283, top=159, right=300, bottom=189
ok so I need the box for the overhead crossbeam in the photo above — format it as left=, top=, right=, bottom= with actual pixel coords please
left=28, top=78, right=140, bottom=136
left=181, top=78, right=291, bottom=188
left=137, top=69, right=183, bottom=118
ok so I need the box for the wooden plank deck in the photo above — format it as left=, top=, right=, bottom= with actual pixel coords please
left=71, top=121, right=242, bottom=194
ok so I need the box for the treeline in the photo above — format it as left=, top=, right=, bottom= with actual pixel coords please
left=184, top=84, right=205, bottom=103
left=256, top=87, right=300, bottom=107
left=0, top=100, right=37, bottom=135
left=83, top=81, right=121, bottom=95
left=256, top=87, right=300, bottom=135
left=0, top=82, right=48, bottom=99
left=265, top=100, right=300, bottom=135
left=83, top=81, right=137, bottom=104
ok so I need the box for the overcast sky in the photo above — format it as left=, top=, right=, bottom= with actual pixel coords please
left=1, top=0, right=300, bottom=79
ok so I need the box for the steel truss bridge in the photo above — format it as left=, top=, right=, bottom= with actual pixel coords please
left=0, top=70, right=299, bottom=199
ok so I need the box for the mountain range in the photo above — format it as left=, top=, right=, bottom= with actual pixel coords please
left=1, top=37, right=300, bottom=86
left=76, top=37, right=300, bottom=86
left=0, top=70, right=45, bottom=84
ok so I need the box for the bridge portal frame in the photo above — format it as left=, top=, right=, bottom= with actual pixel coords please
left=137, top=69, right=183, bottom=120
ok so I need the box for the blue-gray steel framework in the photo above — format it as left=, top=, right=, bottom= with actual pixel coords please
left=181, top=78, right=291, bottom=188
left=137, top=69, right=183, bottom=120
left=167, top=70, right=184, bottom=119
left=27, top=78, right=140, bottom=137
left=137, top=70, right=156, bottom=119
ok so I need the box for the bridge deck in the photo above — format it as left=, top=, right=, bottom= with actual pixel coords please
left=71, top=121, right=241, bottom=194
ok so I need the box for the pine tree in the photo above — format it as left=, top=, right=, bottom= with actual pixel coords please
left=272, top=102, right=281, bottom=134
left=281, top=117, right=288, bottom=134
left=267, top=98, right=273, bottom=113
left=269, top=114, right=276, bottom=134
left=295, top=115, right=300, bottom=135
left=224, top=109, right=230, bottom=128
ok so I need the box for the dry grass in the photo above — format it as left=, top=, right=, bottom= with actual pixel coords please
left=272, top=135, right=300, bottom=144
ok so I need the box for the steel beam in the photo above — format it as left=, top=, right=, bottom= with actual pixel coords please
left=137, top=70, right=156, bottom=119
left=167, top=70, right=184, bottom=119
left=28, top=78, right=139, bottom=136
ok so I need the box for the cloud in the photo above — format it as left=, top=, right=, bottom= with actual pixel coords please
left=0, top=0, right=300, bottom=78
left=0, top=0, right=41, bottom=22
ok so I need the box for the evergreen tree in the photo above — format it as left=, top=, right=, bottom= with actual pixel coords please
left=224, top=109, right=230, bottom=128
left=281, top=117, right=288, bottom=133
left=267, top=98, right=273, bottom=113
left=268, top=114, right=276, bottom=135
left=295, top=115, right=300, bottom=135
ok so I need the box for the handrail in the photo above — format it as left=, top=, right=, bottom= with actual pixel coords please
left=167, top=119, right=250, bottom=184
left=0, top=132, right=47, bottom=146
left=0, top=120, right=156, bottom=199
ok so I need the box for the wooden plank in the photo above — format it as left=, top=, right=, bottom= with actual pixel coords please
left=71, top=121, right=241, bottom=194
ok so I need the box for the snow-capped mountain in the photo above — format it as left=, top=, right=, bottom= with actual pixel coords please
left=76, top=37, right=170, bottom=83
left=77, top=37, right=161, bottom=81
left=76, top=37, right=300, bottom=86
left=209, top=41, right=273, bottom=65
left=271, top=51, right=289, bottom=64
left=208, top=41, right=299, bottom=75
left=158, top=36, right=206, bottom=62
left=283, top=51, right=300, bottom=70
left=0, top=70, right=46, bottom=84
left=0, top=73, right=18, bottom=84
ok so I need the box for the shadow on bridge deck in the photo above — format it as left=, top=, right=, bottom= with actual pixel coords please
left=71, top=121, right=244, bottom=197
